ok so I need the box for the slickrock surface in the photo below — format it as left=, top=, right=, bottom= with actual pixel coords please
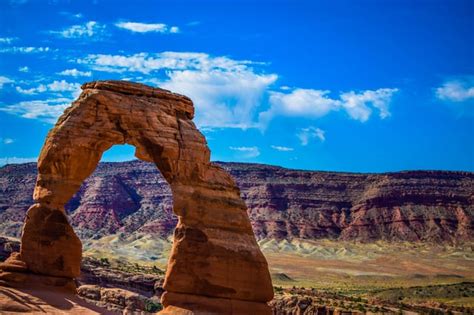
left=1, top=161, right=472, bottom=243
left=0, top=80, right=273, bottom=314
left=0, top=285, right=116, bottom=315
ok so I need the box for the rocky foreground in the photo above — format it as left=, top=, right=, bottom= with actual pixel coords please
left=0, top=161, right=472, bottom=243
left=1, top=237, right=471, bottom=314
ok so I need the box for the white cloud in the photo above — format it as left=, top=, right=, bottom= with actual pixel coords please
left=79, top=51, right=398, bottom=129
left=58, top=68, right=91, bottom=77
left=0, top=46, right=52, bottom=53
left=0, top=76, right=13, bottom=89
left=260, top=87, right=398, bottom=126
left=79, top=51, right=259, bottom=74
left=162, top=69, right=277, bottom=128
left=80, top=52, right=276, bottom=128
left=271, top=145, right=294, bottom=152
left=16, top=80, right=81, bottom=96
left=52, top=21, right=105, bottom=39
left=0, top=98, right=71, bottom=123
left=297, top=127, right=325, bottom=146
left=48, top=80, right=81, bottom=93
left=435, top=79, right=474, bottom=102
left=229, top=146, right=260, bottom=158
left=340, top=88, right=397, bottom=121
left=1, top=138, right=14, bottom=144
left=16, top=85, right=46, bottom=95
left=0, top=37, right=17, bottom=44
left=0, top=157, right=37, bottom=166
left=115, top=21, right=180, bottom=34
left=199, top=127, right=215, bottom=133
left=261, top=89, right=339, bottom=126
left=169, top=26, right=180, bottom=33
left=18, top=66, right=29, bottom=72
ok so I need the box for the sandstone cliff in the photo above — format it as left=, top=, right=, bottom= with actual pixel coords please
left=0, top=161, right=472, bottom=243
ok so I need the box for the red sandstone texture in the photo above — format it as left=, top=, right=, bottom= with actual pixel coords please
left=0, top=80, right=273, bottom=314
left=1, top=161, right=472, bottom=243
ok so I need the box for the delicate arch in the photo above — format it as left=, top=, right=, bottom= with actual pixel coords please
left=4, top=81, right=273, bottom=314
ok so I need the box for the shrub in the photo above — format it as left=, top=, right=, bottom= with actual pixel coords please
left=145, top=300, right=162, bottom=312
left=274, top=286, right=284, bottom=293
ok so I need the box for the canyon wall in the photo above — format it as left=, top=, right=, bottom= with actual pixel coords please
left=1, top=161, right=472, bottom=243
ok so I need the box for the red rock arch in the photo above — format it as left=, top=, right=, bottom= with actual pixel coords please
left=1, top=81, right=273, bottom=314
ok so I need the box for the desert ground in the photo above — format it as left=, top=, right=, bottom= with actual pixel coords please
left=81, top=233, right=474, bottom=312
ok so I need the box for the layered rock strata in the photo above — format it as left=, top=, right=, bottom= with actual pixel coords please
left=1, top=161, right=473, bottom=243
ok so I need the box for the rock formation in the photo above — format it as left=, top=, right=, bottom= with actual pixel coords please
left=2, top=161, right=472, bottom=243
left=223, top=163, right=474, bottom=243
left=0, top=80, right=274, bottom=314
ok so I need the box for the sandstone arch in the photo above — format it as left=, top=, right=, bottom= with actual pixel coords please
left=1, top=81, right=273, bottom=314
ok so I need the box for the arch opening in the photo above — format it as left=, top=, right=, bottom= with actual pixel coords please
left=65, top=143, right=176, bottom=251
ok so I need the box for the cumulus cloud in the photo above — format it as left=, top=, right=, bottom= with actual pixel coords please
left=0, top=98, right=71, bottom=123
left=78, top=51, right=398, bottom=129
left=260, top=87, right=398, bottom=126
left=80, top=52, right=276, bottom=128
left=162, top=69, right=277, bottom=128
left=270, top=145, right=294, bottom=152
left=16, top=80, right=81, bottom=97
left=297, top=127, right=325, bottom=146
left=340, top=88, right=397, bottom=121
left=115, top=21, right=180, bottom=34
left=0, top=76, right=13, bottom=89
left=261, top=89, right=339, bottom=125
left=18, top=66, right=29, bottom=72
left=229, top=146, right=260, bottom=158
left=52, top=21, right=105, bottom=39
left=58, top=68, right=91, bottom=77
left=48, top=80, right=81, bottom=93
left=435, top=79, right=474, bottom=102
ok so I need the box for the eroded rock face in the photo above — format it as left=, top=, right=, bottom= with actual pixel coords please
left=0, top=80, right=273, bottom=314
left=222, top=163, right=474, bottom=243
left=1, top=161, right=473, bottom=243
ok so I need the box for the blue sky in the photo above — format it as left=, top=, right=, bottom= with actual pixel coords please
left=0, top=0, right=473, bottom=172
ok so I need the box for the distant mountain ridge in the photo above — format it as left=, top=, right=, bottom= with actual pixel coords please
left=0, top=161, right=472, bottom=243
